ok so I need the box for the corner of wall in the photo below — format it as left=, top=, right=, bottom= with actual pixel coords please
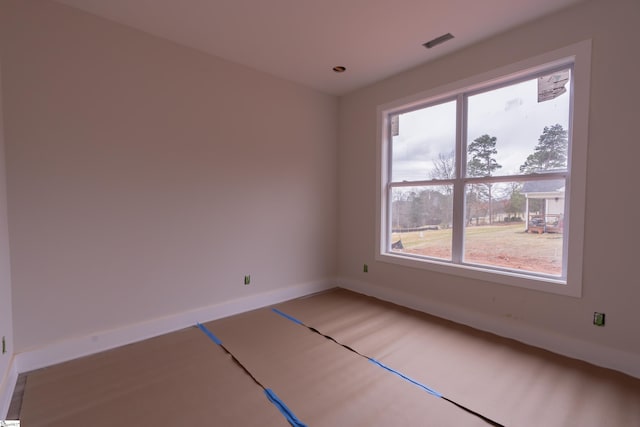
left=0, top=52, right=17, bottom=422
left=0, top=355, right=17, bottom=420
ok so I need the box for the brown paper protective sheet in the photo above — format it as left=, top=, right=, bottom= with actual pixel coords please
left=20, top=327, right=289, bottom=427
left=205, top=307, right=489, bottom=426
left=275, top=288, right=640, bottom=427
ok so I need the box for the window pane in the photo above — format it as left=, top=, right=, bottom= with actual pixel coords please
left=463, top=180, right=565, bottom=276
left=391, top=100, right=456, bottom=182
left=466, top=69, right=571, bottom=177
left=390, top=185, right=453, bottom=260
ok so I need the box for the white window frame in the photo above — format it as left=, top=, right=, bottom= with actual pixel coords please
left=376, top=40, right=591, bottom=297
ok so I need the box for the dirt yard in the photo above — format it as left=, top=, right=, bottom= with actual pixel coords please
left=392, top=223, right=563, bottom=276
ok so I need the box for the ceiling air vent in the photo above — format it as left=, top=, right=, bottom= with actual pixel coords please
left=423, top=33, right=454, bottom=49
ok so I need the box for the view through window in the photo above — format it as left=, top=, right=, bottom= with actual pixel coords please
left=387, top=66, right=572, bottom=279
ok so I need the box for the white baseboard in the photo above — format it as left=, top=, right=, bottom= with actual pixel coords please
left=15, top=279, right=335, bottom=376
left=337, top=277, right=640, bottom=379
left=0, top=356, right=18, bottom=419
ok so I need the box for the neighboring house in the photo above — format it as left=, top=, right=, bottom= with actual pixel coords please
left=522, top=180, right=565, bottom=233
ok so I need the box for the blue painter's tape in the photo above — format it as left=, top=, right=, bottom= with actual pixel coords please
left=272, top=308, right=304, bottom=325
left=197, top=322, right=223, bottom=346
left=369, top=358, right=442, bottom=398
left=265, top=388, right=307, bottom=427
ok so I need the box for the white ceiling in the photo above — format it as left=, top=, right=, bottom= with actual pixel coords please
left=54, top=0, right=584, bottom=95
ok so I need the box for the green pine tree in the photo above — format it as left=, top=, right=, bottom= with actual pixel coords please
left=520, top=124, right=568, bottom=173
left=467, top=134, right=502, bottom=224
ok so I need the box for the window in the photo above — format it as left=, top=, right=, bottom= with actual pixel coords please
left=377, top=41, right=591, bottom=296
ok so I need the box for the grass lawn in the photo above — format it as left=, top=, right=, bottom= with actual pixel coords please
left=391, top=223, right=563, bottom=276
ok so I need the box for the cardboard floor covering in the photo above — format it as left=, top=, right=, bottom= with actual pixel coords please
left=20, top=327, right=289, bottom=427
left=274, top=288, right=640, bottom=427
left=18, top=287, right=640, bottom=426
left=204, top=307, right=489, bottom=426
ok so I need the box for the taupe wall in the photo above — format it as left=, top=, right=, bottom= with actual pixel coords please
left=337, top=0, right=640, bottom=365
left=0, top=58, right=14, bottom=387
left=0, top=0, right=337, bottom=352
left=1, top=0, right=638, bottom=375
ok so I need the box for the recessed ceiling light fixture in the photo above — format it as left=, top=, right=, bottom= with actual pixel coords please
left=423, top=33, right=454, bottom=49
left=332, top=66, right=347, bottom=73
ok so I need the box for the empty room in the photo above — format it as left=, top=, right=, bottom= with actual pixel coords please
left=1, top=0, right=639, bottom=425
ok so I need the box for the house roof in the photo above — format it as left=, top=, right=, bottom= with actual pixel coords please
left=522, top=179, right=565, bottom=194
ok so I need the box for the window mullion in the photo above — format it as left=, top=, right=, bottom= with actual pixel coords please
left=451, top=93, right=466, bottom=264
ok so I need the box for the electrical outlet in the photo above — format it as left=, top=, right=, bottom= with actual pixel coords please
left=593, top=312, right=605, bottom=326
left=244, top=275, right=250, bottom=285
left=363, top=264, right=368, bottom=273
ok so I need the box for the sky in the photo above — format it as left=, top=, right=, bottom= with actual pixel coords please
left=391, top=69, right=571, bottom=182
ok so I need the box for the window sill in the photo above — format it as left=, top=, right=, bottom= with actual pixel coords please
left=376, top=251, right=580, bottom=297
